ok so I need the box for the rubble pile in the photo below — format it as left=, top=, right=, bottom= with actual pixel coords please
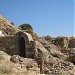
left=36, top=36, right=75, bottom=75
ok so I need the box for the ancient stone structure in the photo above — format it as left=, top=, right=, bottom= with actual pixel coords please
left=0, top=36, right=12, bottom=53
left=68, top=38, right=75, bottom=65
left=0, top=31, right=34, bottom=58
left=68, top=38, right=75, bottom=48
left=0, top=15, right=35, bottom=58
left=0, top=16, right=50, bottom=74
left=12, top=31, right=34, bottom=58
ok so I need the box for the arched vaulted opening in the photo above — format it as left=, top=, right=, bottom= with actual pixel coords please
left=12, top=31, right=33, bottom=58
left=19, top=37, right=26, bottom=57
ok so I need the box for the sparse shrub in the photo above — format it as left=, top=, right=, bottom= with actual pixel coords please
left=38, top=50, right=43, bottom=57
left=19, top=23, right=33, bottom=31
left=2, top=48, right=6, bottom=52
left=0, top=53, right=4, bottom=60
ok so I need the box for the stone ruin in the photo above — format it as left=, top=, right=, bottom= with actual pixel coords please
left=0, top=15, right=34, bottom=58
left=0, top=15, right=75, bottom=74
left=0, top=15, right=47, bottom=74
left=68, top=37, right=75, bottom=48
left=0, top=31, right=34, bottom=58
left=68, top=37, right=75, bottom=65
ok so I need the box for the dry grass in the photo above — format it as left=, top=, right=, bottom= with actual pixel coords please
left=0, top=66, right=13, bottom=74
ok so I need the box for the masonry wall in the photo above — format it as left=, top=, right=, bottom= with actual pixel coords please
left=0, top=36, right=12, bottom=54
left=12, top=32, right=33, bottom=58
left=68, top=39, right=75, bottom=48
left=0, top=32, right=34, bottom=58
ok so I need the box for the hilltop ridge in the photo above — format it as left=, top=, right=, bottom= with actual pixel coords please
left=0, top=15, right=21, bottom=35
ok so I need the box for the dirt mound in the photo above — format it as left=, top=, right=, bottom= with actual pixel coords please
left=0, top=16, right=20, bottom=35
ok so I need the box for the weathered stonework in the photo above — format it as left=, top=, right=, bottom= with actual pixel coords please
left=67, top=38, right=75, bottom=65
left=0, top=31, right=34, bottom=58
left=0, top=36, right=12, bottom=54
left=68, top=38, right=75, bottom=48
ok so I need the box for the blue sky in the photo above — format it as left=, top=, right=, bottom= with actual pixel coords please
left=0, top=0, right=74, bottom=37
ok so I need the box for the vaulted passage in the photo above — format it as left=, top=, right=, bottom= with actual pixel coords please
left=13, top=31, right=33, bottom=58
left=19, top=37, right=26, bottom=57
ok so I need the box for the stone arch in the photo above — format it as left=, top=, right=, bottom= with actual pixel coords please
left=12, top=31, right=33, bottom=58
left=19, top=37, right=26, bottom=57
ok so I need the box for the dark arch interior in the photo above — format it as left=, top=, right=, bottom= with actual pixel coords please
left=19, top=37, right=26, bottom=57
